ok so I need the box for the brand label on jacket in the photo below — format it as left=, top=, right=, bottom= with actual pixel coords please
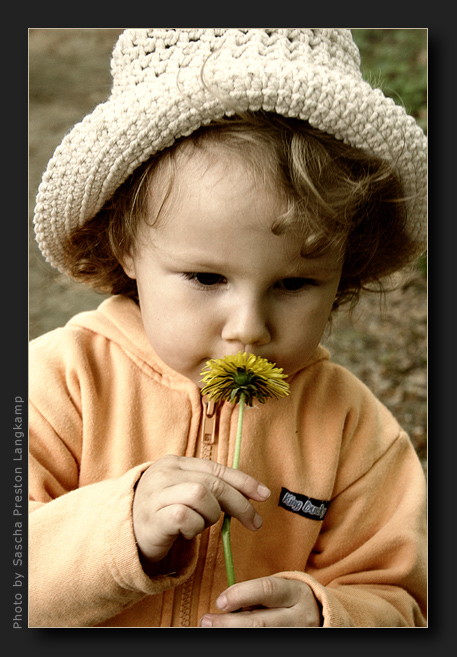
left=279, top=487, right=330, bottom=521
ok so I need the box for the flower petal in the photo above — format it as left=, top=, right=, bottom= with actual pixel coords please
left=200, top=352, right=290, bottom=405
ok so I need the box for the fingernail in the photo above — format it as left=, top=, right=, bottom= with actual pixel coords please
left=216, top=594, right=228, bottom=610
left=200, top=615, right=213, bottom=627
left=253, top=512, right=263, bottom=529
left=257, top=484, right=271, bottom=499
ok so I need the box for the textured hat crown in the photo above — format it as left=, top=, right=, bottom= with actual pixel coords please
left=110, top=28, right=363, bottom=94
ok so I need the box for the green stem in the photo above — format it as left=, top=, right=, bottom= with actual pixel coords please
left=221, top=514, right=236, bottom=587
left=221, top=393, right=246, bottom=587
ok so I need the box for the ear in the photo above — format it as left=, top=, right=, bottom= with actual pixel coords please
left=120, top=252, right=137, bottom=280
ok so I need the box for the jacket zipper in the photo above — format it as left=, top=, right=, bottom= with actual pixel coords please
left=199, top=396, right=219, bottom=460
left=180, top=396, right=220, bottom=626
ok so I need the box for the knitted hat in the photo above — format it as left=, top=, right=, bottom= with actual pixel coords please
left=33, top=28, right=427, bottom=274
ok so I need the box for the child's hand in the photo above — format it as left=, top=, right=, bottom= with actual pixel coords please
left=200, top=576, right=322, bottom=627
left=133, top=455, right=270, bottom=569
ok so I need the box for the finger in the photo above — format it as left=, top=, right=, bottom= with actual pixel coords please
left=155, top=482, right=222, bottom=528
left=202, top=475, right=263, bottom=531
left=140, top=504, right=206, bottom=561
left=165, top=469, right=262, bottom=531
left=200, top=607, right=284, bottom=628
left=157, top=503, right=206, bottom=541
left=216, top=577, right=301, bottom=613
left=173, top=456, right=271, bottom=502
left=162, top=458, right=267, bottom=531
left=159, top=473, right=261, bottom=532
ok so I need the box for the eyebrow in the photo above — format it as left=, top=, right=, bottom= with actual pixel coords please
left=158, top=248, right=227, bottom=271
left=287, top=263, right=342, bottom=279
left=290, top=248, right=344, bottom=275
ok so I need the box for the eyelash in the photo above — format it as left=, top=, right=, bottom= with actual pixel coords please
left=182, top=272, right=227, bottom=288
left=181, top=272, right=318, bottom=292
left=278, top=277, right=319, bottom=292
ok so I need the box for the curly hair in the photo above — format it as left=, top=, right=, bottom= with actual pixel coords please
left=62, top=111, right=421, bottom=310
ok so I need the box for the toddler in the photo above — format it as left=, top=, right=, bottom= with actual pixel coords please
left=29, top=28, right=427, bottom=627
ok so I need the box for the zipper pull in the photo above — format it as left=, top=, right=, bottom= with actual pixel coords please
left=200, top=397, right=218, bottom=444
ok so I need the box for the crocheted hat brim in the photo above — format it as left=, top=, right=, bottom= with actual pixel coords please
left=33, top=29, right=427, bottom=274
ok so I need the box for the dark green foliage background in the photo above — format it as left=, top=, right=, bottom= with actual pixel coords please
left=353, top=29, right=427, bottom=132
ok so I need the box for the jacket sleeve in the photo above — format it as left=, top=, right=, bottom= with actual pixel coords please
left=29, top=416, right=199, bottom=627
left=28, top=332, right=199, bottom=628
left=276, top=430, right=427, bottom=627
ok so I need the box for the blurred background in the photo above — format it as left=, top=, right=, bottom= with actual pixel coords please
left=28, top=28, right=427, bottom=468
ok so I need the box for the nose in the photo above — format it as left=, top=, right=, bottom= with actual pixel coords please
left=221, top=297, right=271, bottom=348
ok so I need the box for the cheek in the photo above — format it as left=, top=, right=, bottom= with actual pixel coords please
left=138, top=289, right=212, bottom=372
left=292, top=292, right=335, bottom=330
left=142, top=301, right=195, bottom=349
left=280, top=295, right=335, bottom=357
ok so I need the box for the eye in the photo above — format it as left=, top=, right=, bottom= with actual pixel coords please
left=277, top=277, right=317, bottom=292
left=183, top=272, right=227, bottom=287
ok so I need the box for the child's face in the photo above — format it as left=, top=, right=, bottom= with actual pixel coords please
left=122, top=147, right=343, bottom=387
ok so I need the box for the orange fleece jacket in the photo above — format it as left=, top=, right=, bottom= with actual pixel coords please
left=29, top=296, right=427, bottom=627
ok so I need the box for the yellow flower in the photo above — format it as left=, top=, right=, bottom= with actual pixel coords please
left=200, top=351, right=290, bottom=406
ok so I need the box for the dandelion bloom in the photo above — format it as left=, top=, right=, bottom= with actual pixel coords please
left=200, top=352, right=290, bottom=406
